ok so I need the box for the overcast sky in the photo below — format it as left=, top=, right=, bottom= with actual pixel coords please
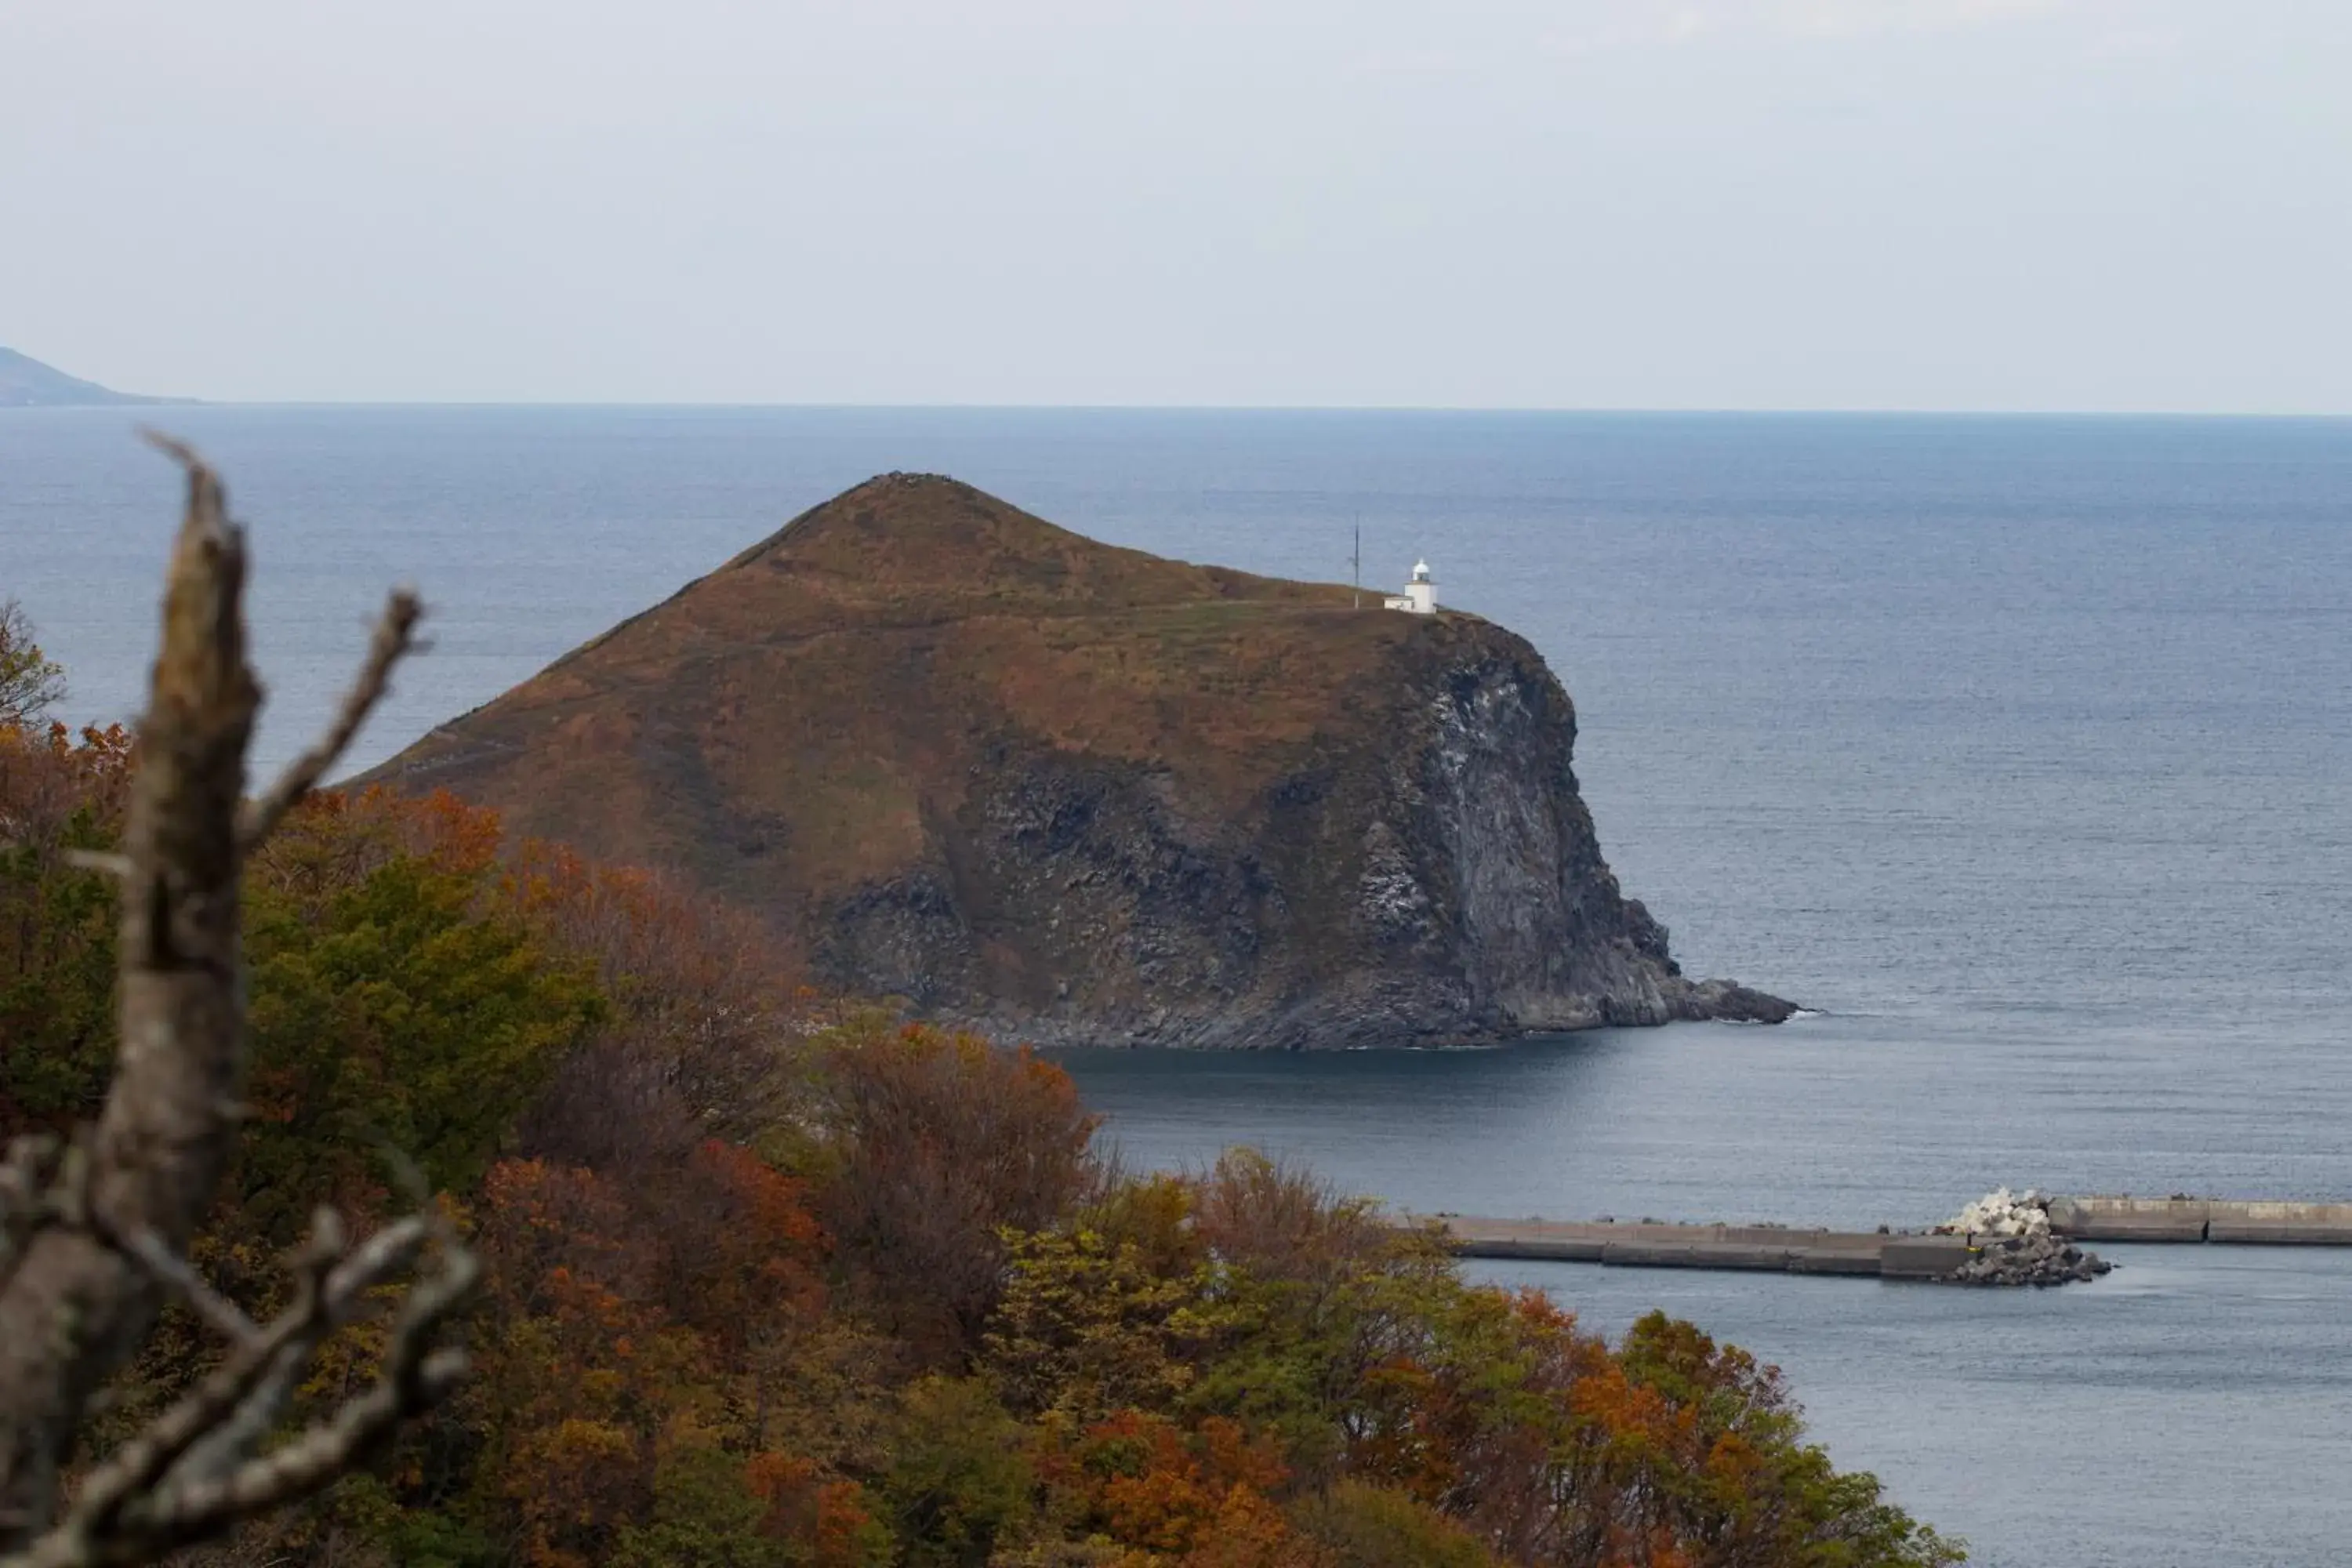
left=5, top=0, right=2347, bottom=410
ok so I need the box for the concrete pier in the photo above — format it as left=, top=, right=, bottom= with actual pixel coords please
left=2049, top=1196, right=2352, bottom=1244
left=1430, top=1218, right=1972, bottom=1280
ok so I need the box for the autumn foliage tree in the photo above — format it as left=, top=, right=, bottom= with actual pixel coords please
left=811, top=1022, right=1099, bottom=1362
left=0, top=718, right=133, bottom=1131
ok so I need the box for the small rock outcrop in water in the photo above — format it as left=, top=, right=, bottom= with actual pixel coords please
left=1938, top=1189, right=2113, bottom=1287
left=360, top=474, right=1795, bottom=1047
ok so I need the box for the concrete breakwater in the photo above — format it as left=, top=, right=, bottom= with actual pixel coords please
left=1428, top=1218, right=1973, bottom=1280
left=2049, top=1196, right=2352, bottom=1243
left=1425, top=1196, right=2352, bottom=1286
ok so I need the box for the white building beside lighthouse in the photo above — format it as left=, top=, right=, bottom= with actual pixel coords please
left=1383, top=560, right=1438, bottom=615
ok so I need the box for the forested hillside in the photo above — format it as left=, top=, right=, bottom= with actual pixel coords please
left=0, top=601, right=1957, bottom=1568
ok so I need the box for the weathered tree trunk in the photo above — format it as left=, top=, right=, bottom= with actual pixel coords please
left=0, top=442, right=465, bottom=1567
left=0, top=452, right=258, bottom=1537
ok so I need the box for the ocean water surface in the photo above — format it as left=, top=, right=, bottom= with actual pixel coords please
left=5, top=406, right=2350, bottom=1566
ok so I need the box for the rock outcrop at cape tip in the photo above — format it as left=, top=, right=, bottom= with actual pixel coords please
left=360, top=474, right=1795, bottom=1047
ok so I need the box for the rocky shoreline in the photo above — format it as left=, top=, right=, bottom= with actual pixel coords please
left=1947, top=1231, right=2114, bottom=1287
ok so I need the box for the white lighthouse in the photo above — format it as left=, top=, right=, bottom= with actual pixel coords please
left=1383, top=560, right=1438, bottom=615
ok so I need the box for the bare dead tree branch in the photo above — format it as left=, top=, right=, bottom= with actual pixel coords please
left=0, top=1140, right=62, bottom=1289
left=6, top=1207, right=475, bottom=1568
left=87, top=1225, right=256, bottom=1351
left=238, top=588, right=422, bottom=852
left=0, top=439, right=467, bottom=1567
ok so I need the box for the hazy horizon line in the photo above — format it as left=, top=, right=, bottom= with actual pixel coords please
left=13, top=399, right=2352, bottom=421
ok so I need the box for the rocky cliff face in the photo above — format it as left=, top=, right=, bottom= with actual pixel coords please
left=362, top=474, right=1791, bottom=1047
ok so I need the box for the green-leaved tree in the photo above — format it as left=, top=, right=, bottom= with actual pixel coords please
left=0, top=601, right=66, bottom=730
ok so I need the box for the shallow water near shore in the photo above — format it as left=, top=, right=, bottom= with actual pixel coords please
left=7, top=405, right=2350, bottom=1566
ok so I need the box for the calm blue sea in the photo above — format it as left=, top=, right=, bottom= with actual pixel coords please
left=5, top=406, right=2350, bottom=1566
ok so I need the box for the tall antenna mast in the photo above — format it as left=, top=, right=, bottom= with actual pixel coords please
left=1352, top=519, right=1361, bottom=609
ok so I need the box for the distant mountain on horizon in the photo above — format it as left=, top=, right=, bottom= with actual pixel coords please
left=0, top=347, right=188, bottom=408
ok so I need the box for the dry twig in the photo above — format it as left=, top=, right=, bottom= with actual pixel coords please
left=238, top=587, right=422, bottom=851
